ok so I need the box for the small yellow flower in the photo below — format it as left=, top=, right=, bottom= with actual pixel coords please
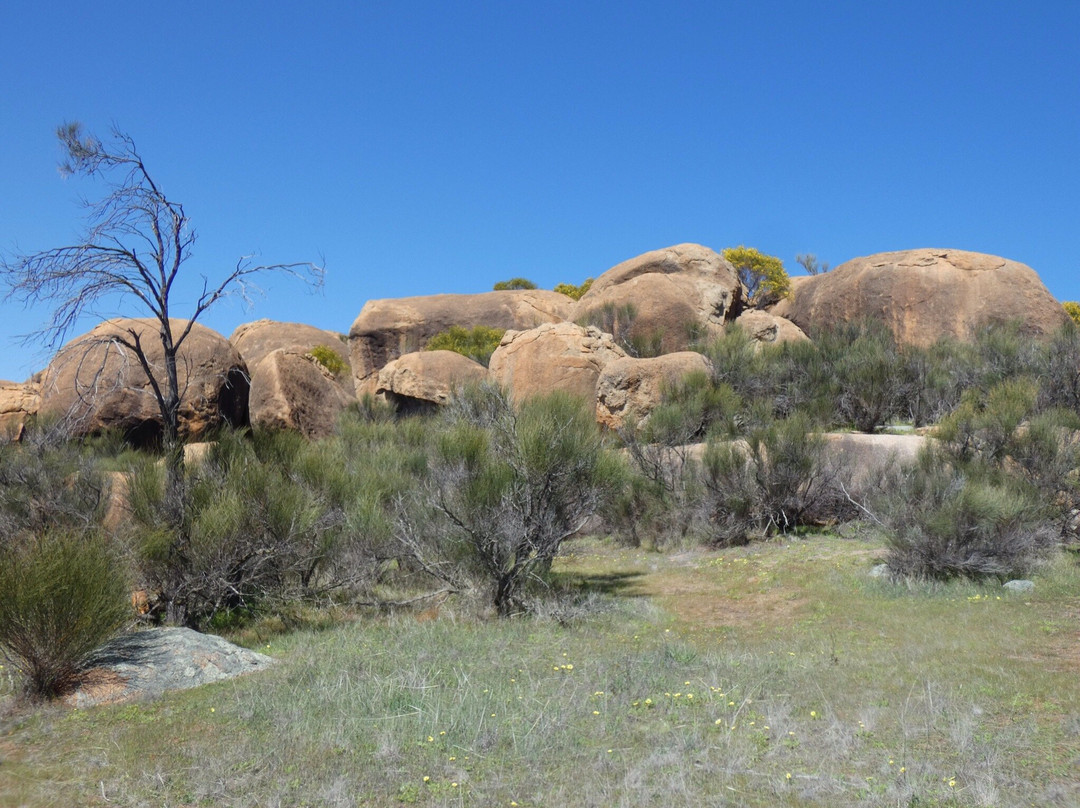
left=900, top=767, right=906, bottom=773
left=423, top=776, right=430, bottom=783
left=592, top=710, right=600, bottom=715
left=949, top=779, right=956, bottom=788
left=810, top=710, right=817, bottom=718
left=427, top=736, right=434, bottom=742
left=440, top=731, right=446, bottom=736
left=452, top=782, right=459, bottom=788
left=786, top=773, right=792, bottom=780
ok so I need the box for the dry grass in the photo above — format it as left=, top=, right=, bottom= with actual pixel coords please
left=2, top=532, right=1079, bottom=807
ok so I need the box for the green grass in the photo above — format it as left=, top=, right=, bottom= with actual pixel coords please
left=3, top=533, right=1079, bottom=807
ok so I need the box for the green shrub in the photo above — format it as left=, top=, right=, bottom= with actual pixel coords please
left=722, top=246, right=791, bottom=307
left=493, top=277, right=537, bottom=291
left=554, top=278, right=593, bottom=300
left=309, top=344, right=348, bottom=376
left=821, top=319, right=905, bottom=432
left=577, top=301, right=664, bottom=358
left=881, top=449, right=1058, bottom=580
left=0, top=529, right=131, bottom=700
left=1064, top=301, right=1080, bottom=326
left=400, top=384, right=623, bottom=615
left=699, top=413, right=833, bottom=544
left=425, top=325, right=506, bottom=366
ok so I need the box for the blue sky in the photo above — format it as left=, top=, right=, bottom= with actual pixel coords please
left=2, top=1, right=1077, bottom=382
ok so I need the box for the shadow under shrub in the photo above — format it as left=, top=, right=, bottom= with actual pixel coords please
left=0, top=529, right=131, bottom=701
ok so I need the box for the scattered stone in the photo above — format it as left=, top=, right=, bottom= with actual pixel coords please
left=0, top=379, right=40, bottom=440
left=488, top=322, right=627, bottom=403
left=1002, top=579, right=1035, bottom=593
left=573, top=243, right=743, bottom=355
left=375, top=350, right=488, bottom=414
left=869, top=563, right=892, bottom=578
left=248, top=348, right=355, bottom=439
left=38, top=318, right=249, bottom=445
left=65, top=627, right=274, bottom=708
left=774, top=248, right=1069, bottom=346
left=349, top=290, right=573, bottom=395
left=595, top=352, right=712, bottom=430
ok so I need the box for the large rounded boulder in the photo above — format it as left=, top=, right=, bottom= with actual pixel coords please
left=39, top=319, right=248, bottom=444
left=775, top=249, right=1069, bottom=346
left=488, top=322, right=627, bottom=403
left=248, top=349, right=355, bottom=439
left=572, top=244, right=743, bottom=355
left=595, top=352, right=713, bottom=430
left=231, top=319, right=354, bottom=394
left=375, top=350, right=488, bottom=414
left=349, top=290, right=573, bottom=395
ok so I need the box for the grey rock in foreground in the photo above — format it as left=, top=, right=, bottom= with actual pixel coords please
left=66, top=627, right=273, bottom=708
left=1002, top=580, right=1035, bottom=593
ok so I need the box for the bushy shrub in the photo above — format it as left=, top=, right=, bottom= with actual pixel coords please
left=1063, top=301, right=1080, bottom=327
left=818, top=320, right=904, bottom=432
left=722, top=246, right=791, bottom=307
left=399, top=384, right=623, bottom=615
left=881, top=449, right=1058, bottom=580
left=0, top=435, right=106, bottom=536
left=554, top=278, right=593, bottom=300
left=309, top=344, right=348, bottom=376
left=699, top=413, right=833, bottom=544
left=577, top=301, right=664, bottom=358
left=425, top=325, right=506, bottom=366
left=493, top=277, right=536, bottom=291
left=0, top=529, right=131, bottom=700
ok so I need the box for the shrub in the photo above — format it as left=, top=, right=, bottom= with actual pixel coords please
left=493, top=277, right=536, bottom=291
left=1064, top=301, right=1080, bottom=326
left=795, top=253, right=829, bottom=275
left=698, top=413, right=833, bottom=544
left=577, top=301, right=664, bottom=358
left=309, top=344, right=348, bottom=376
left=400, top=384, right=623, bottom=615
left=425, top=325, right=506, bottom=366
left=554, top=278, right=593, bottom=300
left=722, top=246, right=791, bottom=307
left=0, top=529, right=131, bottom=700
left=881, top=449, right=1058, bottom=580
left=820, top=320, right=904, bottom=432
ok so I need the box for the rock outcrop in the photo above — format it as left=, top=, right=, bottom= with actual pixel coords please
left=732, top=310, right=810, bottom=347
left=774, top=249, right=1069, bottom=346
left=66, top=627, right=274, bottom=708
left=231, top=319, right=353, bottom=394
left=375, top=350, right=488, bottom=413
left=572, top=244, right=743, bottom=355
left=38, top=319, right=248, bottom=445
left=248, top=349, right=355, bottom=439
left=489, top=322, right=627, bottom=403
left=349, top=290, right=573, bottom=394
left=0, top=379, right=40, bottom=440
left=595, top=352, right=713, bottom=430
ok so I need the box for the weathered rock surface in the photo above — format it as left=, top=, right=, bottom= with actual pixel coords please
left=231, top=319, right=353, bottom=394
left=38, top=319, right=248, bottom=444
left=733, top=310, right=810, bottom=347
left=65, top=628, right=273, bottom=708
left=595, top=352, right=712, bottom=430
left=375, top=350, right=488, bottom=413
left=0, top=379, right=40, bottom=440
left=349, top=290, right=573, bottom=394
left=248, top=349, right=354, bottom=439
left=489, top=322, right=627, bottom=403
left=774, top=249, right=1069, bottom=346
left=572, top=244, right=743, bottom=355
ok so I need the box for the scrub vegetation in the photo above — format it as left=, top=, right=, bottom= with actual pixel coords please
left=2, top=319, right=1080, bottom=806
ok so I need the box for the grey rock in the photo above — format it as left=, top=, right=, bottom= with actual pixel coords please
left=1002, top=579, right=1035, bottom=593
left=869, top=563, right=892, bottom=579
left=66, top=627, right=273, bottom=708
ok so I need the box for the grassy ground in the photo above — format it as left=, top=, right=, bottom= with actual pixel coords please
left=2, top=531, right=1079, bottom=807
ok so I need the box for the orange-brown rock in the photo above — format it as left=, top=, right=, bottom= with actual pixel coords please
left=349, top=290, right=573, bottom=395
left=248, top=349, right=355, bottom=439
left=0, top=379, right=40, bottom=440
left=488, top=322, right=627, bottom=403
left=776, top=249, right=1069, bottom=346
left=595, top=352, right=713, bottom=430
left=572, top=244, right=743, bottom=354
left=231, top=319, right=353, bottom=394
left=38, top=319, right=248, bottom=444
left=375, top=350, right=488, bottom=413
left=732, top=310, right=810, bottom=347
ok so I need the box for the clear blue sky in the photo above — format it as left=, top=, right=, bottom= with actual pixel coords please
left=2, top=1, right=1077, bottom=382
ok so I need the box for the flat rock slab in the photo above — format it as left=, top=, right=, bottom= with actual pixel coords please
left=66, top=627, right=273, bottom=708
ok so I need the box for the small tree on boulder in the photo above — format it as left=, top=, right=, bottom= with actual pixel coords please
left=723, top=246, right=791, bottom=308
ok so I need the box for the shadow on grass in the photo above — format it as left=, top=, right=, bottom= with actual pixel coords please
left=549, top=570, right=649, bottom=598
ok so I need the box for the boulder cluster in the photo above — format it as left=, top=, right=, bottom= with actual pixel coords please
left=1, top=245, right=1068, bottom=442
